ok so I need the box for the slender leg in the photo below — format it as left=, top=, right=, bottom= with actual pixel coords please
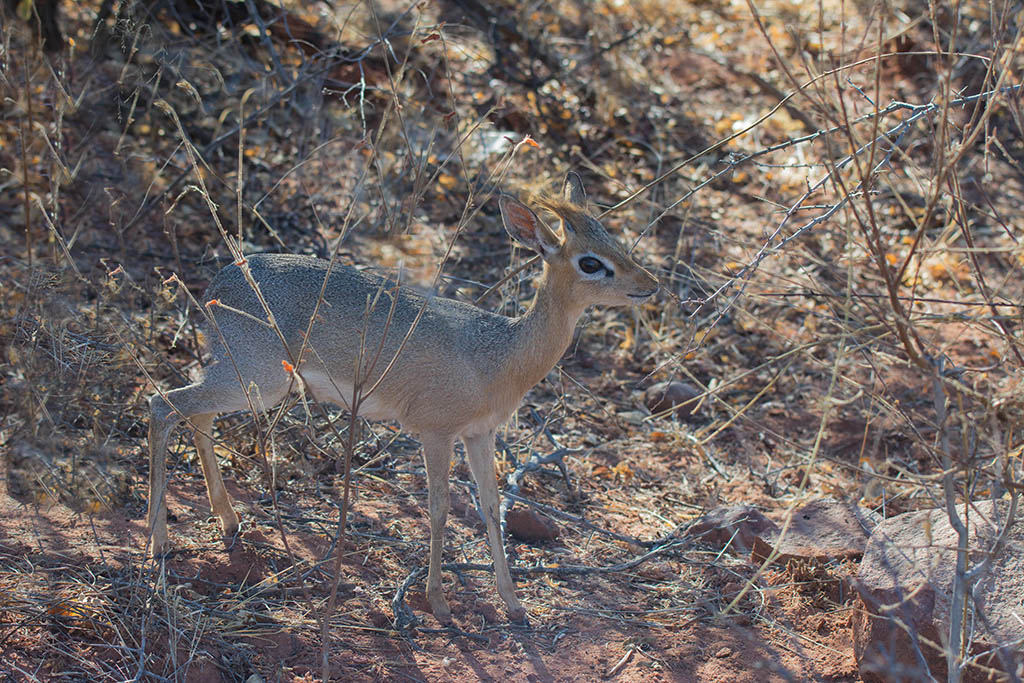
left=147, top=393, right=180, bottom=557
left=191, top=412, right=240, bottom=539
left=463, top=430, right=526, bottom=622
left=147, top=363, right=280, bottom=558
left=420, top=433, right=454, bottom=623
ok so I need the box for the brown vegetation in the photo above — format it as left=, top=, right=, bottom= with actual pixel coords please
left=1, top=0, right=1021, bottom=681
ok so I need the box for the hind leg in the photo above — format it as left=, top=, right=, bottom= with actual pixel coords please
left=147, top=391, right=181, bottom=557
left=191, top=412, right=240, bottom=540
left=147, top=363, right=285, bottom=557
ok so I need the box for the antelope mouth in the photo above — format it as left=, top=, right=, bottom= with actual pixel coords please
left=628, top=289, right=658, bottom=302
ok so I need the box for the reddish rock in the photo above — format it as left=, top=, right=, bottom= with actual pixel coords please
left=750, top=499, right=880, bottom=565
left=645, top=380, right=702, bottom=420
left=852, top=500, right=1023, bottom=683
left=506, top=507, right=560, bottom=543
left=687, top=504, right=778, bottom=554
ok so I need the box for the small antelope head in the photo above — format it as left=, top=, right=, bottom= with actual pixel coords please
left=499, top=172, right=660, bottom=307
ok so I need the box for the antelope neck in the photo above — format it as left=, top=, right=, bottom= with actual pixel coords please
left=503, top=264, right=587, bottom=394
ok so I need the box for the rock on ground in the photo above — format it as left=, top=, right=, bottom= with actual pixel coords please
left=506, top=506, right=560, bottom=542
left=645, top=380, right=702, bottom=420
left=687, top=504, right=778, bottom=554
left=749, top=499, right=881, bottom=565
left=852, top=499, right=1024, bottom=683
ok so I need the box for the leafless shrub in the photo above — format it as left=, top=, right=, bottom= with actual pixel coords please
left=2, top=0, right=1021, bottom=680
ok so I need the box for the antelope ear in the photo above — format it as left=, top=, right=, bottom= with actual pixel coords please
left=562, top=171, right=587, bottom=207
left=499, top=195, right=562, bottom=258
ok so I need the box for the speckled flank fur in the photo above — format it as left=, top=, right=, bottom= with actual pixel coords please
left=146, top=171, right=659, bottom=624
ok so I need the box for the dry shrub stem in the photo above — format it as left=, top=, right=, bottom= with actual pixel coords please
left=734, top=5, right=1023, bottom=678
left=3, top=0, right=1023, bottom=679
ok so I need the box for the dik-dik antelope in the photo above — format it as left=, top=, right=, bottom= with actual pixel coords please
left=147, top=172, right=659, bottom=623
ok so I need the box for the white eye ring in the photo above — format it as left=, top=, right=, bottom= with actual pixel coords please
left=574, top=253, right=613, bottom=280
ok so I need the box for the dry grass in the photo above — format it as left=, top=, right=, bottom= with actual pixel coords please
left=1, top=0, right=1021, bottom=680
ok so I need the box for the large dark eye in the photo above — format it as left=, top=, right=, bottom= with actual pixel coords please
left=579, top=256, right=606, bottom=274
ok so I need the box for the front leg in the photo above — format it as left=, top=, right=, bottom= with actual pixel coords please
left=420, top=434, right=454, bottom=624
left=463, top=430, right=526, bottom=623
left=191, top=412, right=240, bottom=541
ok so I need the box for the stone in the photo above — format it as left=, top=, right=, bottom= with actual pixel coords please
left=617, top=409, right=648, bottom=426
left=506, top=507, right=560, bottom=543
left=750, top=499, right=881, bottom=565
left=852, top=499, right=1023, bottom=683
left=687, top=504, right=778, bottom=554
left=645, top=381, right=702, bottom=420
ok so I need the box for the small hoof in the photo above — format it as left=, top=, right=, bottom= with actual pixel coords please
left=220, top=515, right=240, bottom=539
left=148, top=532, right=170, bottom=559
left=431, top=603, right=453, bottom=625
left=223, top=523, right=242, bottom=552
left=509, top=607, right=529, bottom=626
left=149, top=545, right=172, bottom=560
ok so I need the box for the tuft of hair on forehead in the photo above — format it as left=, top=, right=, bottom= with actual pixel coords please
left=532, top=195, right=592, bottom=233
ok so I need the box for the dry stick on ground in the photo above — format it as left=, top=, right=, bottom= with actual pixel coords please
left=495, top=445, right=575, bottom=534
left=392, top=538, right=695, bottom=631
left=495, top=407, right=579, bottom=538
left=490, top=430, right=662, bottom=549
